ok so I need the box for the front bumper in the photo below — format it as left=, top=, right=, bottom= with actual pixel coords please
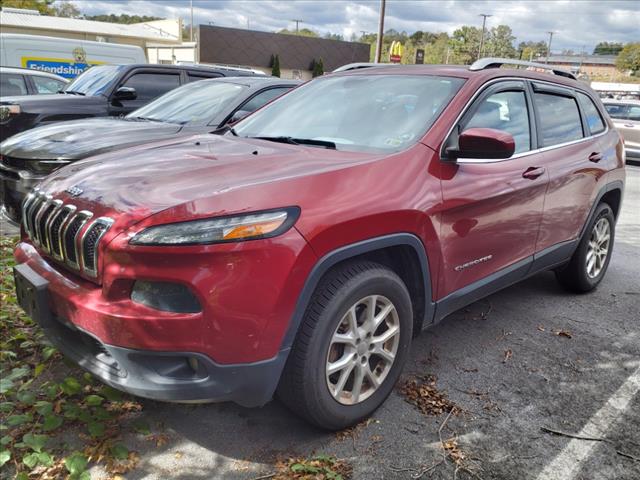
left=13, top=262, right=288, bottom=406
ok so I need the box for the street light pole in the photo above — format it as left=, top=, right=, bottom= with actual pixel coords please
left=546, top=31, right=555, bottom=63
left=478, top=14, right=492, bottom=60
left=374, top=0, right=386, bottom=63
left=190, top=0, right=193, bottom=42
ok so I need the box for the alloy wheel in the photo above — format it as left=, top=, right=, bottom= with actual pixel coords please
left=586, top=217, right=611, bottom=278
left=325, top=295, right=400, bottom=405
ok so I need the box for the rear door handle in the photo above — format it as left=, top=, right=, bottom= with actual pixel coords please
left=589, top=152, right=603, bottom=163
left=623, top=124, right=635, bottom=128
left=522, top=166, right=545, bottom=180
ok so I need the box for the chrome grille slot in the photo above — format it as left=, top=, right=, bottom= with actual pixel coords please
left=81, top=218, right=113, bottom=277
left=21, top=192, right=37, bottom=235
left=48, top=204, right=75, bottom=260
left=37, top=201, right=59, bottom=252
left=25, top=193, right=45, bottom=238
left=62, top=211, right=92, bottom=269
left=32, top=195, right=52, bottom=246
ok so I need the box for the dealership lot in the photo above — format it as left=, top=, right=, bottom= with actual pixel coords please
left=90, top=166, right=638, bottom=480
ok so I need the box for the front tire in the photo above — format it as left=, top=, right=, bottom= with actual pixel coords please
left=556, top=202, right=615, bottom=293
left=277, top=261, right=413, bottom=430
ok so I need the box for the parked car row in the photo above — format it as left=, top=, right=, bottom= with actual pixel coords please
left=5, top=57, right=627, bottom=430
left=1, top=75, right=299, bottom=222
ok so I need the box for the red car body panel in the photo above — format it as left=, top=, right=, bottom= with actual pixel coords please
left=13, top=65, right=626, bottom=405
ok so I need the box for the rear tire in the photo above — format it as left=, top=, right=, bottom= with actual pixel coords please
left=277, top=260, right=413, bottom=430
left=556, top=202, right=615, bottom=293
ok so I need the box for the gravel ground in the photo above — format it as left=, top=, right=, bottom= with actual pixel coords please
left=108, top=166, right=639, bottom=480
left=3, top=168, right=639, bottom=480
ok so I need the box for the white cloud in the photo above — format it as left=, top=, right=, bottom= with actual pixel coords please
left=72, top=0, right=640, bottom=51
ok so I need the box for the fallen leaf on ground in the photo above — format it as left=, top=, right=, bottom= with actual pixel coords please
left=555, top=330, right=572, bottom=338
left=503, top=349, right=513, bottom=363
left=398, top=375, right=457, bottom=416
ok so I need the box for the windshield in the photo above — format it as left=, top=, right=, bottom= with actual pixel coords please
left=234, top=74, right=465, bottom=153
left=127, top=80, right=246, bottom=125
left=64, top=65, right=126, bottom=96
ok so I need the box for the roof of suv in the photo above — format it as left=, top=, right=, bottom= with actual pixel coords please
left=0, top=66, right=68, bottom=81
left=332, top=58, right=586, bottom=91
left=117, top=63, right=263, bottom=76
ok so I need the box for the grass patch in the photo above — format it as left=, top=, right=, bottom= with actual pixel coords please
left=0, top=236, right=146, bottom=479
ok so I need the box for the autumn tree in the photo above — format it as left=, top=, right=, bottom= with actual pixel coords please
left=616, top=43, right=640, bottom=75
left=593, top=42, right=624, bottom=55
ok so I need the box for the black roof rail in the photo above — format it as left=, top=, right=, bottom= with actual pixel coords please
left=469, top=57, right=577, bottom=80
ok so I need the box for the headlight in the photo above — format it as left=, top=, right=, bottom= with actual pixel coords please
left=130, top=207, right=300, bottom=245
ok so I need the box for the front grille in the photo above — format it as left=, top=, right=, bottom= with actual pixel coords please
left=23, top=190, right=113, bottom=279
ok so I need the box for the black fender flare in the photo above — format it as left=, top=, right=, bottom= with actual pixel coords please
left=279, top=233, right=434, bottom=350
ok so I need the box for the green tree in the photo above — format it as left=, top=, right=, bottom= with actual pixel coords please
left=450, top=25, right=482, bottom=64
left=84, top=13, right=163, bottom=24
left=518, top=41, right=548, bottom=61
left=278, top=28, right=318, bottom=38
left=486, top=25, right=516, bottom=58
left=593, top=42, right=624, bottom=55
left=53, top=1, right=80, bottom=18
left=0, top=0, right=55, bottom=14
left=271, top=54, right=281, bottom=77
left=311, top=57, right=324, bottom=77
left=616, top=42, right=640, bottom=75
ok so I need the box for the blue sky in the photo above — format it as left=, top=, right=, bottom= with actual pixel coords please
left=74, top=0, right=639, bottom=52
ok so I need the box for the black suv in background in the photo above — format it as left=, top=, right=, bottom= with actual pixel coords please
left=0, top=63, right=261, bottom=141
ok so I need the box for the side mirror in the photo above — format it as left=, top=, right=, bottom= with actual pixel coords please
left=446, top=128, right=515, bottom=161
left=228, top=110, right=252, bottom=124
left=113, top=86, right=137, bottom=101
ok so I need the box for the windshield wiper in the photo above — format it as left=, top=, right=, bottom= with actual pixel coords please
left=62, top=90, right=86, bottom=96
left=252, top=136, right=336, bottom=149
left=128, top=116, right=157, bottom=122
left=212, top=125, right=239, bottom=136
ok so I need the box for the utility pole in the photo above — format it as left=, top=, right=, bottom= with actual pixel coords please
left=478, top=14, right=492, bottom=60
left=546, top=31, right=555, bottom=63
left=190, top=0, right=193, bottom=42
left=291, top=19, right=304, bottom=33
left=374, top=0, right=386, bottom=63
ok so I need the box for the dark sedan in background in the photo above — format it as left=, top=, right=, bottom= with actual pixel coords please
left=0, top=63, right=262, bottom=142
left=0, top=76, right=299, bottom=223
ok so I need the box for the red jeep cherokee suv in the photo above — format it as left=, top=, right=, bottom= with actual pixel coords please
left=13, top=59, right=625, bottom=429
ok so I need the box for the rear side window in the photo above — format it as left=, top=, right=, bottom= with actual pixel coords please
left=464, top=91, right=531, bottom=154
left=187, top=72, right=221, bottom=82
left=534, top=93, right=583, bottom=147
left=122, top=73, right=181, bottom=102
left=576, top=92, right=605, bottom=134
left=240, top=87, right=292, bottom=113
left=0, top=73, right=28, bottom=95
left=32, top=76, right=66, bottom=95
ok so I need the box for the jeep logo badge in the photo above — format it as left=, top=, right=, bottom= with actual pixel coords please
left=65, top=186, right=83, bottom=197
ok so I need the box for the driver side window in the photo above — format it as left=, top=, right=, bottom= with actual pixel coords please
left=464, top=91, right=531, bottom=154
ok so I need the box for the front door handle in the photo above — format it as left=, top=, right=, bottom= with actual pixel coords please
left=623, top=124, right=635, bottom=128
left=589, top=152, right=603, bottom=163
left=522, top=166, right=545, bottom=180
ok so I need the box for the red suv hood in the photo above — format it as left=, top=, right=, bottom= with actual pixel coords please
left=39, top=134, right=381, bottom=220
